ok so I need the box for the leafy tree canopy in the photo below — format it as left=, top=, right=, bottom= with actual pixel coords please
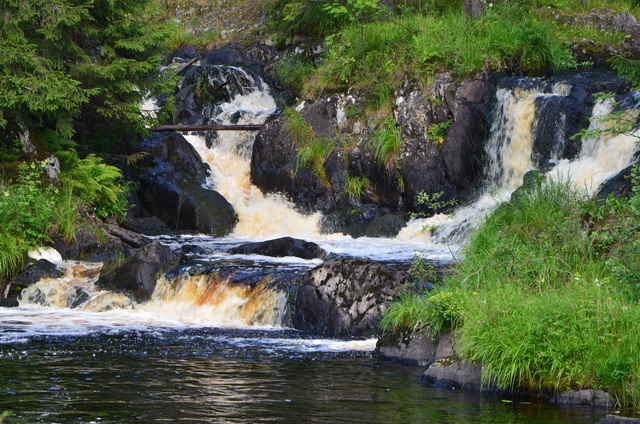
left=0, top=0, right=173, bottom=153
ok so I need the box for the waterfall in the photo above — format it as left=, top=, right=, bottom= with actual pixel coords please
left=184, top=66, right=322, bottom=238
left=18, top=260, right=291, bottom=328
left=405, top=80, right=639, bottom=246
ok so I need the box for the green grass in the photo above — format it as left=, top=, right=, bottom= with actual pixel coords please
left=372, top=117, right=402, bottom=170
left=345, top=175, right=371, bottom=201
left=284, top=108, right=335, bottom=183
left=296, top=138, right=334, bottom=185
left=383, top=174, right=640, bottom=407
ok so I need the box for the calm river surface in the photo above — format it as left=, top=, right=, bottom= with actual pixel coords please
left=0, top=319, right=607, bottom=424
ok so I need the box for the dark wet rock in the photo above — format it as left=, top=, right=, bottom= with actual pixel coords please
left=419, top=333, right=488, bottom=391
left=595, top=159, right=639, bottom=201
left=375, top=327, right=438, bottom=366
left=293, top=258, right=409, bottom=337
left=97, top=241, right=180, bottom=302
left=51, top=225, right=130, bottom=263
left=0, top=260, right=65, bottom=307
left=597, top=415, right=640, bottom=424
left=104, top=224, right=151, bottom=248
left=320, top=205, right=407, bottom=238
left=422, top=359, right=484, bottom=391
left=550, top=389, right=616, bottom=408
left=228, top=237, right=326, bottom=260
left=136, top=131, right=238, bottom=236
left=122, top=216, right=177, bottom=236
left=394, top=74, right=494, bottom=214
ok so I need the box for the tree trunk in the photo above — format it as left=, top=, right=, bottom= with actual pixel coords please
left=464, top=0, right=486, bottom=19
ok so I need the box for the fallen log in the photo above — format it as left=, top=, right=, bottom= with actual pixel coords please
left=150, top=124, right=263, bottom=132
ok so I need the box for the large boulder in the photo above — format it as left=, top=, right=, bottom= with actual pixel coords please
left=293, top=258, right=409, bottom=337
left=395, top=74, right=494, bottom=213
left=136, top=132, right=238, bottom=236
left=96, top=241, right=180, bottom=302
left=228, top=237, right=326, bottom=259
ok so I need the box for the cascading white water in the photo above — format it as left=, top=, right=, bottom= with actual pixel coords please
left=401, top=83, right=639, bottom=246
left=184, top=67, right=323, bottom=238
left=550, top=97, right=639, bottom=191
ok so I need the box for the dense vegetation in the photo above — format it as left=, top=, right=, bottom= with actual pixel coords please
left=0, top=0, right=172, bottom=277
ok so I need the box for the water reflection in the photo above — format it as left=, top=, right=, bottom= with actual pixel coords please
left=0, top=327, right=604, bottom=423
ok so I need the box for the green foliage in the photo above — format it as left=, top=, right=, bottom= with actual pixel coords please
left=381, top=288, right=464, bottom=335
left=296, top=139, right=335, bottom=185
left=0, top=163, right=57, bottom=278
left=284, top=108, right=335, bottom=183
left=0, top=0, right=173, bottom=152
left=411, top=191, right=458, bottom=218
left=284, top=108, right=317, bottom=147
left=53, top=184, right=80, bottom=243
left=427, top=119, right=453, bottom=144
left=571, top=92, right=639, bottom=142
left=265, top=0, right=346, bottom=38
left=345, top=175, right=371, bottom=200
left=274, top=57, right=318, bottom=94
left=609, top=55, right=640, bottom=88
left=58, top=151, right=131, bottom=220
left=591, top=165, right=640, bottom=299
left=383, top=176, right=640, bottom=405
left=372, top=117, right=402, bottom=169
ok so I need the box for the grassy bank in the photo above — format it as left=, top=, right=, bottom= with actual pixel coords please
left=269, top=0, right=639, bottom=109
left=383, top=170, right=640, bottom=407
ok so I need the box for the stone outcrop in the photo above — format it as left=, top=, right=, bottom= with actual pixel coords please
left=136, top=131, right=238, bottom=236
left=293, top=258, right=409, bottom=337
left=376, top=327, right=439, bottom=367
left=251, top=75, right=495, bottom=231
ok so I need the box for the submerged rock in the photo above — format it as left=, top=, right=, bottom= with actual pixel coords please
left=597, top=415, right=640, bottom=424
left=293, top=258, right=409, bottom=337
left=550, top=389, right=616, bottom=408
left=0, top=260, right=65, bottom=307
left=228, top=236, right=326, bottom=259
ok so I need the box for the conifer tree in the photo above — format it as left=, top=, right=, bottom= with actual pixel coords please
left=0, top=0, right=172, bottom=153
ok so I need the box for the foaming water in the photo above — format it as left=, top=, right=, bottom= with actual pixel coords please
left=142, top=272, right=289, bottom=328
left=430, top=84, right=639, bottom=244
left=184, top=75, right=322, bottom=238
left=550, top=97, right=639, bottom=192
left=430, top=87, right=545, bottom=244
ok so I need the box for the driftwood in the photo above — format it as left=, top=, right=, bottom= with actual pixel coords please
left=176, top=57, right=199, bottom=75
left=150, top=124, right=263, bottom=132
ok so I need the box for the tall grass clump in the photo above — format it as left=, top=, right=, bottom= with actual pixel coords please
left=284, top=108, right=334, bottom=183
left=383, top=175, right=640, bottom=407
left=372, top=117, right=403, bottom=170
